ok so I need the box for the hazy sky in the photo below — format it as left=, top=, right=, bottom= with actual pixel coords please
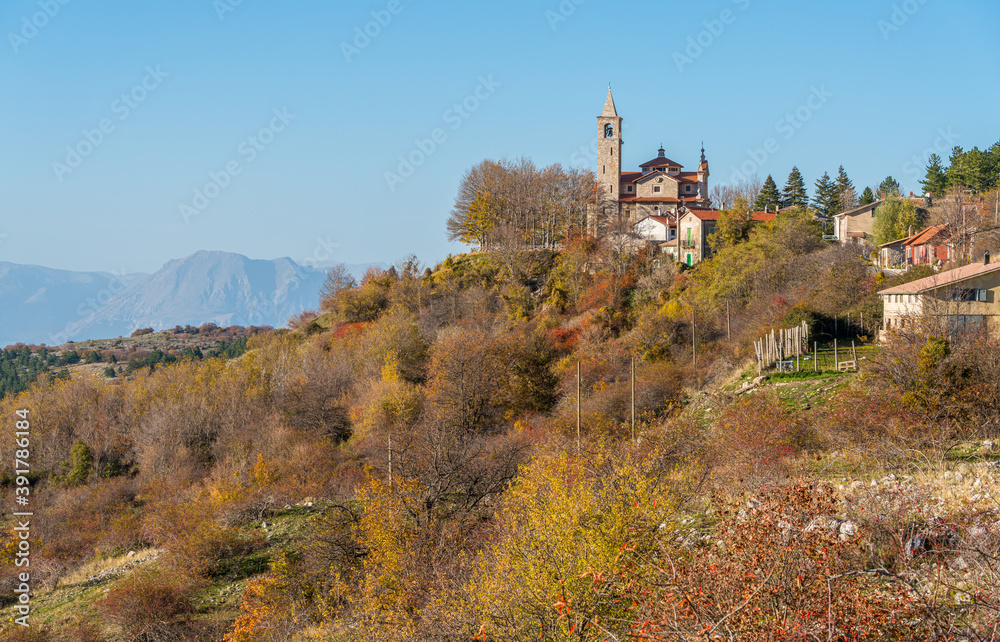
left=1, top=0, right=998, bottom=274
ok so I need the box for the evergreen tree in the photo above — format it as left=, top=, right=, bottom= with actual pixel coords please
left=947, top=146, right=966, bottom=190
left=987, top=141, right=1000, bottom=191
left=812, top=172, right=839, bottom=217
left=782, top=166, right=808, bottom=207
left=755, top=175, right=781, bottom=211
left=878, top=176, right=901, bottom=197
left=964, top=147, right=989, bottom=193
left=920, top=153, right=949, bottom=196
left=64, top=440, right=93, bottom=486
left=859, top=186, right=876, bottom=206
left=834, top=165, right=855, bottom=211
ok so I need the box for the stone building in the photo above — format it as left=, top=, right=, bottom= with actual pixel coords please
left=594, top=88, right=711, bottom=229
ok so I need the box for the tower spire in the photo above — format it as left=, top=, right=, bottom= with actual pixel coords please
left=601, top=86, right=618, bottom=118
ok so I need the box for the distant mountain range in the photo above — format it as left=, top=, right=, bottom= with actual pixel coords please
left=0, top=252, right=385, bottom=347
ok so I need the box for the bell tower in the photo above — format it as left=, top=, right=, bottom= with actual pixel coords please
left=597, top=87, right=622, bottom=204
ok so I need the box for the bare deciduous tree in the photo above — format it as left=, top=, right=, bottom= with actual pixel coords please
left=448, top=158, right=595, bottom=251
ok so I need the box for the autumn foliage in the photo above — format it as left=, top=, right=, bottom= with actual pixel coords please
left=1, top=241, right=998, bottom=641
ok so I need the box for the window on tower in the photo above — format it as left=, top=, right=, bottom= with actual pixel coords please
left=604, top=124, right=614, bottom=138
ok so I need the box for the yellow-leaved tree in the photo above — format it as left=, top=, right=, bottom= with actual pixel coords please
left=339, top=473, right=424, bottom=641
left=463, top=450, right=693, bottom=640
left=461, top=190, right=502, bottom=251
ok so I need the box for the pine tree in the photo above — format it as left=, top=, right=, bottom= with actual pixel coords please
left=834, top=165, right=854, bottom=211
left=878, top=176, right=901, bottom=198
left=964, top=147, right=988, bottom=193
left=920, top=153, right=948, bottom=197
left=947, top=146, right=966, bottom=190
left=859, top=186, right=876, bottom=206
left=755, top=175, right=781, bottom=211
left=782, top=166, right=808, bottom=208
left=812, top=172, right=838, bottom=217
left=987, top=141, right=1000, bottom=192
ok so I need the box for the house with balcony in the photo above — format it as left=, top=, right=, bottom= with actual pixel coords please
left=668, top=208, right=775, bottom=266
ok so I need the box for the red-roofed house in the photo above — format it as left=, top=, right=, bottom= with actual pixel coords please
left=878, top=224, right=954, bottom=269
left=878, top=254, right=1000, bottom=339
left=593, top=88, right=712, bottom=232
left=904, top=224, right=954, bottom=267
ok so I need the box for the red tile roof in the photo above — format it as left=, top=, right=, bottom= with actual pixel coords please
left=619, top=172, right=643, bottom=183
left=903, top=224, right=950, bottom=247
left=684, top=209, right=775, bottom=222
left=639, top=156, right=683, bottom=169
left=878, top=260, right=1000, bottom=295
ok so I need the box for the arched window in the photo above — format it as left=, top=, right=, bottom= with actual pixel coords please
left=604, top=124, right=614, bottom=138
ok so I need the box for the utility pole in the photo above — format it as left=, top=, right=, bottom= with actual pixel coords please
left=630, top=356, right=636, bottom=444
left=727, top=301, right=732, bottom=342
left=576, top=361, right=582, bottom=456
left=691, top=308, right=696, bottom=366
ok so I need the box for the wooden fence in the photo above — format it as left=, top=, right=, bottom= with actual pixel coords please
left=753, top=322, right=810, bottom=374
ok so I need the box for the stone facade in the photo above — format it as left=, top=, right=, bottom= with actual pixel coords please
left=592, top=88, right=711, bottom=231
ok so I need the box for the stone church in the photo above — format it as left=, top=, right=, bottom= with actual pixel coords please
left=595, top=87, right=712, bottom=226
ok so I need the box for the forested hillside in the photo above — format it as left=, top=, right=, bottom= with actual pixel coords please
left=1, top=204, right=999, bottom=641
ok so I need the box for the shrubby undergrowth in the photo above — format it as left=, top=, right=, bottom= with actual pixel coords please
left=1, top=214, right=998, bottom=640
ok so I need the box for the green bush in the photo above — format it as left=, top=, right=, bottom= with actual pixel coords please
left=64, top=440, right=93, bottom=486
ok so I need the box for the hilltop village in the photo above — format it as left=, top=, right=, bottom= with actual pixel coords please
left=1, top=90, right=999, bottom=640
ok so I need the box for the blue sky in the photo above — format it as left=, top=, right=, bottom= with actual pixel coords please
left=1, top=0, right=998, bottom=274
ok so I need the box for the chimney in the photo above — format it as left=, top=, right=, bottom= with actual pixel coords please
left=908, top=224, right=914, bottom=237
left=986, top=251, right=991, bottom=266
